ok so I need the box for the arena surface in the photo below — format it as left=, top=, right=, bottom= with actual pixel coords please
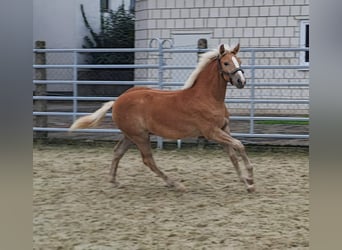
left=33, top=143, right=309, bottom=249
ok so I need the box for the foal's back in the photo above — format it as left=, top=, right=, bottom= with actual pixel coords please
left=112, top=87, right=201, bottom=139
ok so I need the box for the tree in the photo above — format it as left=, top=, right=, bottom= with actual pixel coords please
left=80, top=4, right=135, bottom=64
left=78, top=4, right=135, bottom=97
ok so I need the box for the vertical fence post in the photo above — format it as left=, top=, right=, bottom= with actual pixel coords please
left=72, top=50, right=78, bottom=122
left=156, top=39, right=164, bottom=149
left=249, top=49, right=256, bottom=135
left=34, top=41, right=48, bottom=139
left=196, top=39, right=208, bottom=149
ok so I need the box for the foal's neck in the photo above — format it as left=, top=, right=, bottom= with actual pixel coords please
left=192, top=60, right=227, bottom=102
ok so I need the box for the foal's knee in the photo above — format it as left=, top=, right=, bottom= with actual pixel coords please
left=231, top=139, right=244, bottom=152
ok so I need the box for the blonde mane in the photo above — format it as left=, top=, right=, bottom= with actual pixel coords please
left=182, top=45, right=233, bottom=90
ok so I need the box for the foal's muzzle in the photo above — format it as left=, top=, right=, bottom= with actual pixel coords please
left=235, top=78, right=246, bottom=89
left=222, top=68, right=246, bottom=88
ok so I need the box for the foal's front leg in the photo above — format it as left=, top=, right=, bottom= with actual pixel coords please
left=221, top=120, right=254, bottom=189
left=223, top=144, right=254, bottom=191
left=208, top=127, right=255, bottom=192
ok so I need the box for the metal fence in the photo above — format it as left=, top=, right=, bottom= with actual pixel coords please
left=33, top=39, right=309, bottom=148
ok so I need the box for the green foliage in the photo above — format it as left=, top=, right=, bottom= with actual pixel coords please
left=255, top=120, right=309, bottom=125
left=80, top=4, right=135, bottom=64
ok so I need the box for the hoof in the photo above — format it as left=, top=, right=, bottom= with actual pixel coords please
left=246, top=185, right=256, bottom=193
left=109, top=178, right=120, bottom=187
left=174, top=182, right=187, bottom=192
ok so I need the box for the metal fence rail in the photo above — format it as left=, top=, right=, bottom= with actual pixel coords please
left=33, top=39, right=309, bottom=147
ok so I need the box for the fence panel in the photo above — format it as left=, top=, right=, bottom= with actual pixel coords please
left=33, top=39, right=309, bottom=147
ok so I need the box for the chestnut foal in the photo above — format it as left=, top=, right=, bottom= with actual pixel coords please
left=70, top=43, right=255, bottom=193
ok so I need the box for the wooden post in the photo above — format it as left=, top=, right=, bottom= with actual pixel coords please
left=34, top=41, right=48, bottom=139
left=197, top=38, right=208, bottom=61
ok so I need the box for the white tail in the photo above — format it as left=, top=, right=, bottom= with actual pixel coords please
left=69, top=101, right=114, bottom=131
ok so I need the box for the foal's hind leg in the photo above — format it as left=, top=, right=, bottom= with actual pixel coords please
left=131, top=134, right=186, bottom=192
left=109, top=136, right=132, bottom=185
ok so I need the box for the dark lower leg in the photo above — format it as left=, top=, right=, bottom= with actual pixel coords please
left=109, top=136, right=132, bottom=184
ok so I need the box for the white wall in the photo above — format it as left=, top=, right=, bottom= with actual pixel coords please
left=135, top=0, right=310, bottom=48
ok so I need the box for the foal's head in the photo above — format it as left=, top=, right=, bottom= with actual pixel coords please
left=217, top=43, right=246, bottom=89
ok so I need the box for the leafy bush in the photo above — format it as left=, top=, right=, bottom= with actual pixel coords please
left=80, top=4, right=135, bottom=64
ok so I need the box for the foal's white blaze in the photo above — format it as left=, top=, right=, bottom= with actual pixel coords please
left=232, top=56, right=245, bottom=82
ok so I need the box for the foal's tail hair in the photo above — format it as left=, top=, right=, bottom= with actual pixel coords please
left=69, top=101, right=114, bottom=131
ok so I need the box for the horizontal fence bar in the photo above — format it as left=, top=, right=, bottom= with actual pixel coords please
left=162, top=65, right=309, bottom=70
left=248, top=82, right=309, bottom=87
left=232, top=133, right=309, bottom=139
left=33, top=81, right=309, bottom=89
left=33, top=80, right=159, bottom=85
left=241, top=47, right=309, bottom=52
left=162, top=66, right=195, bottom=70
left=33, top=64, right=309, bottom=70
left=162, top=47, right=309, bottom=53
left=33, top=127, right=308, bottom=139
left=32, top=80, right=309, bottom=88
left=243, top=65, right=309, bottom=70
left=230, top=116, right=309, bottom=121
left=33, top=64, right=159, bottom=69
left=33, top=47, right=309, bottom=53
left=33, top=95, right=309, bottom=104
left=33, top=111, right=308, bottom=122
left=161, top=82, right=309, bottom=87
left=33, top=96, right=117, bottom=101
left=225, top=99, right=309, bottom=104
left=33, top=48, right=159, bottom=53
left=33, top=112, right=112, bottom=117
left=32, top=96, right=309, bottom=104
left=33, top=127, right=121, bottom=133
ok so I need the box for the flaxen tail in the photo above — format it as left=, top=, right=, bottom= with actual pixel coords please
left=69, top=101, right=114, bottom=131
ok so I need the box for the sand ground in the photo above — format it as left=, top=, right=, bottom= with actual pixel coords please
left=33, top=143, right=309, bottom=250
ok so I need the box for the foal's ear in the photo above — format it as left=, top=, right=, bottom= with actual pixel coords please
left=219, top=44, right=226, bottom=55
left=231, top=43, right=240, bottom=55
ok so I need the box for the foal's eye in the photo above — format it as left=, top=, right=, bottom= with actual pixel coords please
left=224, top=62, right=229, bottom=66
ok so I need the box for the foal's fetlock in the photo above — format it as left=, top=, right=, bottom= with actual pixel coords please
left=165, top=177, right=175, bottom=187
left=245, top=177, right=254, bottom=185
left=109, top=177, right=120, bottom=187
left=241, top=176, right=255, bottom=192
left=246, top=184, right=256, bottom=193
left=240, top=176, right=253, bottom=184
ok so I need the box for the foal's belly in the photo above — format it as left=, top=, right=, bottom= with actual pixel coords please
left=148, top=119, right=201, bottom=139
